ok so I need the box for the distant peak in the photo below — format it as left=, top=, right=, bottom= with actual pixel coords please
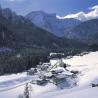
left=29, top=11, right=45, bottom=14
left=26, top=11, right=56, bottom=18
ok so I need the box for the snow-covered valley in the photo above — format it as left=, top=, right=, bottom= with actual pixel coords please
left=0, top=51, right=98, bottom=98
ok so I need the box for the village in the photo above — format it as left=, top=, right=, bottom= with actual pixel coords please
left=22, top=53, right=80, bottom=98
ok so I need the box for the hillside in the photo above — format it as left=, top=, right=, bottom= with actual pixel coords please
left=26, top=11, right=80, bottom=37
left=0, top=7, right=87, bottom=50
left=0, top=7, right=88, bottom=75
left=26, top=11, right=98, bottom=46
left=0, top=8, right=64, bottom=49
left=65, top=18, right=98, bottom=44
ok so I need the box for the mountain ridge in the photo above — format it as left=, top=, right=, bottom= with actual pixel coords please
left=0, top=7, right=85, bottom=50
left=26, top=11, right=98, bottom=45
left=65, top=18, right=98, bottom=44
left=26, top=11, right=81, bottom=37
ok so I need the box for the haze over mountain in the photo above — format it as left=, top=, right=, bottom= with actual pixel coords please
left=0, top=6, right=85, bottom=50
left=26, top=5, right=98, bottom=45
left=26, top=11, right=81, bottom=37
left=65, top=18, right=98, bottom=44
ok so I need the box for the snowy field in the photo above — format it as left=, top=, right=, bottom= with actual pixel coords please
left=0, top=51, right=98, bottom=98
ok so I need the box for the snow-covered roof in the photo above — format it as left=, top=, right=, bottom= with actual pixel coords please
left=51, top=67, right=65, bottom=72
left=51, top=67, right=73, bottom=75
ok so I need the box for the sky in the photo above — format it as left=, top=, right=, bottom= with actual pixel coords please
left=0, top=0, right=98, bottom=17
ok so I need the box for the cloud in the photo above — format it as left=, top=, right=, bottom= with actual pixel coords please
left=57, top=5, right=98, bottom=21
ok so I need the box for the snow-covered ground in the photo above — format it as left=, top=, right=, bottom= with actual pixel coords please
left=0, top=73, right=37, bottom=98
left=64, top=51, right=98, bottom=87
left=0, top=51, right=98, bottom=98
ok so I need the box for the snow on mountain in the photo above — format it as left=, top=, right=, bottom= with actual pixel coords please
left=26, top=11, right=80, bottom=37
left=58, top=5, right=98, bottom=21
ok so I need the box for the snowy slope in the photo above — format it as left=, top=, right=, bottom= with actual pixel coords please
left=0, top=73, right=33, bottom=91
left=50, top=52, right=98, bottom=87
left=0, top=51, right=98, bottom=98
left=34, top=87, right=98, bottom=98
left=44, top=51, right=98, bottom=98
left=63, top=51, right=98, bottom=86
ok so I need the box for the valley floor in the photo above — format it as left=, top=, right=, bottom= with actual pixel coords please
left=0, top=51, right=98, bottom=98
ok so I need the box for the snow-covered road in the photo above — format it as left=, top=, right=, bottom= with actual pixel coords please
left=0, top=76, right=32, bottom=91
